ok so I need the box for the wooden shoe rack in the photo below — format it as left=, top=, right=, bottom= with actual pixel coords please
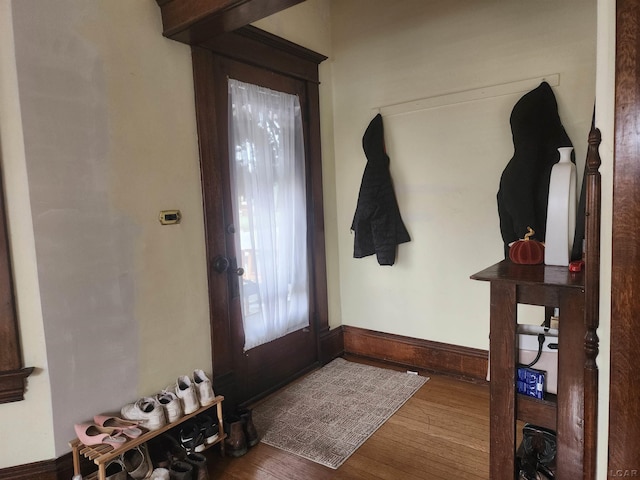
left=69, top=395, right=226, bottom=480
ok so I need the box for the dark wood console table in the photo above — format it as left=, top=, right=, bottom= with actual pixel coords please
left=471, top=260, right=586, bottom=479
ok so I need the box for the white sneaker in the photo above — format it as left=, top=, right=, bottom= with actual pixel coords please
left=121, top=397, right=166, bottom=431
left=175, top=375, right=199, bottom=414
left=156, top=389, right=183, bottom=423
left=193, top=369, right=215, bottom=407
left=149, top=468, right=170, bottom=480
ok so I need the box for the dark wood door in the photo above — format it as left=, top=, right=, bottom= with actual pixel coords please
left=192, top=32, right=328, bottom=408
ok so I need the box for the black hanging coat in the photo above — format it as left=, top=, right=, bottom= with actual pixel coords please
left=497, top=81, right=574, bottom=257
left=351, top=114, right=410, bottom=266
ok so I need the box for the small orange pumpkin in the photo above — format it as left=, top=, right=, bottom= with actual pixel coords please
left=509, top=227, right=545, bottom=265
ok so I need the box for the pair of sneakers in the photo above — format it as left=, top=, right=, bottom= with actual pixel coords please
left=120, top=369, right=215, bottom=430
left=179, top=413, right=220, bottom=454
left=175, top=369, right=215, bottom=415
left=120, top=389, right=183, bottom=431
left=121, top=396, right=168, bottom=431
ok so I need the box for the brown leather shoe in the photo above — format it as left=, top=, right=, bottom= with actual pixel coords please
left=238, top=408, right=259, bottom=447
left=224, top=415, right=247, bottom=457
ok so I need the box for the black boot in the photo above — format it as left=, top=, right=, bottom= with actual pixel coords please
left=148, top=433, right=186, bottom=469
left=169, top=460, right=193, bottom=480
left=238, top=407, right=259, bottom=447
left=224, top=415, right=248, bottom=457
left=185, top=452, right=209, bottom=480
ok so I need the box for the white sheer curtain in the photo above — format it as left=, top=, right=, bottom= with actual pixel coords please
left=228, top=78, right=309, bottom=351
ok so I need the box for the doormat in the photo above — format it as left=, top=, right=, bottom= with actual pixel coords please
left=252, top=357, right=428, bottom=469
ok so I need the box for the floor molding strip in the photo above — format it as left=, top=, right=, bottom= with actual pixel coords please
left=343, top=325, right=488, bottom=381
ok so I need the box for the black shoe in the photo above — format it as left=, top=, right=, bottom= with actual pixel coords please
left=516, top=424, right=557, bottom=479
left=169, top=460, right=193, bottom=480
left=186, top=452, right=210, bottom=480
left=147, top=433, right=186, bottom=468
left=196, top=413, right=219, bottom=445
left=521, top=423, right=557, bottom=467
left=180, top=421, right=205, bottom=454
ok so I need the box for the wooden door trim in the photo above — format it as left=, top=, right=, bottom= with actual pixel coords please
left=200, top=25, right=327, bottom=83
left=0, top=163, right=33, bottom=403
left=192, top=47, right=233, bottom=378
left=608, top=1, right=640, bottom=475
left=156, top=0, right=306, bottom=45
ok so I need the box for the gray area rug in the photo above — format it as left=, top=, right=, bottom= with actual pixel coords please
left=252, top=357, right=429, bottom=469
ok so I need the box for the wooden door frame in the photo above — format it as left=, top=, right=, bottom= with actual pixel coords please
left=608, top=1, right=640, bottom=476
left=191, top=26, right=330, bottom=406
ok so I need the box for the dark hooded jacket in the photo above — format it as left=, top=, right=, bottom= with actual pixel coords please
left=351, top=114, right=410, bottom=265
left=497, top=81, right=574, bottom=256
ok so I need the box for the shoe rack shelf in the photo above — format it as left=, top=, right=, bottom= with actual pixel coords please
left=69, top=395, right=226, bottom=480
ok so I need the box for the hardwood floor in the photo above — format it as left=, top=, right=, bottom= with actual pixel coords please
left=207, top=359, right=490, bottom=480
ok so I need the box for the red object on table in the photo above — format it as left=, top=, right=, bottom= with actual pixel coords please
left=569, top=260, right=585, bottom=272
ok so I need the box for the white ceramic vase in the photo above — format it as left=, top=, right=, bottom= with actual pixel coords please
left=544, top=147, right=577, bottom=266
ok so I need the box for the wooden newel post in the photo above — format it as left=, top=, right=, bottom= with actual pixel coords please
left=583, top=126, right=601, bottom=480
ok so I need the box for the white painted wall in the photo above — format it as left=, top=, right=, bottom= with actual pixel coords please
left=329, top=0, right=596, bottom=348
left=1, top=0, right=211, bottom=461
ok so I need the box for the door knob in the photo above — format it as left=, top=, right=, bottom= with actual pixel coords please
left=213, top=256, right=244, bottom=276
left=213, top=256, right=230, bottom=273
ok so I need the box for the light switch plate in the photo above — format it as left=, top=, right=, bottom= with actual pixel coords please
left=159, top=210, right=181, bottom=225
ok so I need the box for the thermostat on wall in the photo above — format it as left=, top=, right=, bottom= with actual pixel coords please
left=159, top=210, right=181, bottom=225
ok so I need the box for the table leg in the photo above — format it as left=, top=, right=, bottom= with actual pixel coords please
left=555, top=288, right=586, bottom=480
left=489, top=281, right=518, bottom=479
